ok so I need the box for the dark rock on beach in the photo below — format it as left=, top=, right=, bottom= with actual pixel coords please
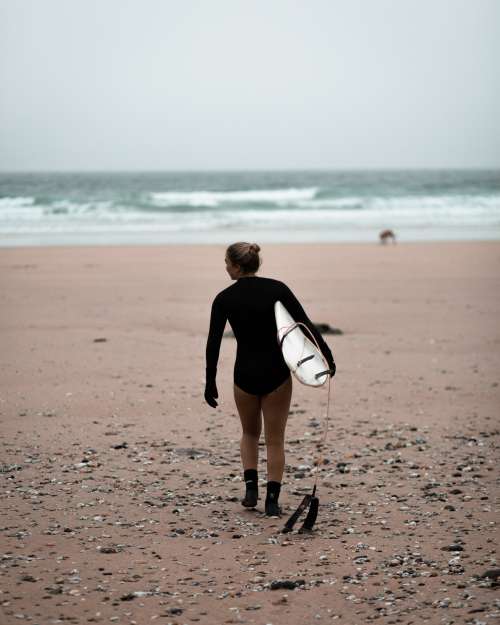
left=270, top=579, right=306, bottom=590
left=313, top=322, right=343, bottom=335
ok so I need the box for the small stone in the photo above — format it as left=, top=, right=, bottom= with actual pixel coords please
left=269, top=579, right=305, bottom=590
left=20, top=575, right=36, bottom=582
left=120, top=593, right=135, bottom=601
left=479, top=568, right=500, bottom=580
left=112, top=442, right=128, bottom=450
left=98, top=545, right=122, bottom=554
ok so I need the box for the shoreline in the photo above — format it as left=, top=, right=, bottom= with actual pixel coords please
left=1, top=236, right=500, bottom=251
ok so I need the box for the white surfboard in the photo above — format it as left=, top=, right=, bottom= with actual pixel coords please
left=275, top=300, right=329, bottom=387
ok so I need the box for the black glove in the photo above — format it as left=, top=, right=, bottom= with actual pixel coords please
left=204, top=378, right=218, bottom=408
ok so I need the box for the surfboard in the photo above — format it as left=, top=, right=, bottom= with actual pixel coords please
left=274, top=300, right=329, bottom=387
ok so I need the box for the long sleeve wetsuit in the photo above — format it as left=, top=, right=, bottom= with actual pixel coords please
left=206, top=276, right=335, bottom=396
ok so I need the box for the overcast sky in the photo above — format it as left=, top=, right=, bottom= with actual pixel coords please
left=1, top=0, right=499, bottom=171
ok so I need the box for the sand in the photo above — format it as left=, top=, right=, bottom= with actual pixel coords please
left=0, top=241, right=499, bottom=625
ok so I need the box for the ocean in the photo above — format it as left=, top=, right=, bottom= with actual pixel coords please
left=0, top=170, right=499, bottom=247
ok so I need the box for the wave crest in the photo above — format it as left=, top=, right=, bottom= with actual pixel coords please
left=0, top=196, right=35, bottom=208
left=149, top=187, right=318, bottom=208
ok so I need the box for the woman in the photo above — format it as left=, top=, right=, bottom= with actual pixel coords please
left=205, top=242, right=335, bottom=516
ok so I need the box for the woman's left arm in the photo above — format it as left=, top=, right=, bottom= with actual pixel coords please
left=281, top=283, right=336, bottom=376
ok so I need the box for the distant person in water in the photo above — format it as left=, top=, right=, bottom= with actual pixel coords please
left=204, top=242, right=335, bottom=516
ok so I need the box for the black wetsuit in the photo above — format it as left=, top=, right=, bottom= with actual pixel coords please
left=206, top=276, right=335, bottom=396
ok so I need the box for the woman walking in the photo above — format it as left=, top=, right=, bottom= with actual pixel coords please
left=205, top=242, right=335, bottom=516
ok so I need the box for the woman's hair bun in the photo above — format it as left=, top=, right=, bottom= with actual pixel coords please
left=226, top=241, right=262, bottom=275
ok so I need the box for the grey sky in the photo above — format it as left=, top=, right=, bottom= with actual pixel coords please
left=1, top=0, right=499, bottom=171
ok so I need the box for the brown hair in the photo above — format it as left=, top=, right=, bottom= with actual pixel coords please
left=226, top=241, right=261, bottom=274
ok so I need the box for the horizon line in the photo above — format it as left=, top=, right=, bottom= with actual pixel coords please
left=1, top=166, right=499, bottom=175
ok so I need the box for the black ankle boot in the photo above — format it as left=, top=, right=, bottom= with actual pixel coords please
left=265, top=481, right=282, bottom=517
left=242, top=469, right=258, bottom=508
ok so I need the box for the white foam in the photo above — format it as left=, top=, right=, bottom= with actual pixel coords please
left=149, top=187, right=318, bottom=207
left=296, top=196, right=364, bottom=210
left=0, top=196, right=36, bottom=211
left=0, top=196, right=35, bottom=207
left=0, top=198, right=120, bottom=221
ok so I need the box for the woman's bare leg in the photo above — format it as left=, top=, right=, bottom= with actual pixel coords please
left=233, top=384, right=262, bottom=470
left=261, top=376, right=292, bottom=482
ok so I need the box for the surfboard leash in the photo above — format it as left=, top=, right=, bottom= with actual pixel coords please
left=283, top=375, right=333, bottom=533
left=277, top=321, right=334, bottom=533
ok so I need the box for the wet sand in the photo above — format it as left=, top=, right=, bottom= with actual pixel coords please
left=1, top=241, right=499, bottom=625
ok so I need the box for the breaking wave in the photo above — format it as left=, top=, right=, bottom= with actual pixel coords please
left=149, top=187, right=318, bottom=208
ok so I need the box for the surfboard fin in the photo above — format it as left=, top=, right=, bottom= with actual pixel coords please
left=283, top=486, right=318, bottom=533
left=299, top=495, right=319, bottom=533
left=297, top=354, right=315, bottom=367
left=315, top=368, right=336, bottom=380
left=282, top=493, right=311, bottom=533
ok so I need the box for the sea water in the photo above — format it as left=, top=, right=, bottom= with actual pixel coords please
left=0, top=170, right=499, bottom=246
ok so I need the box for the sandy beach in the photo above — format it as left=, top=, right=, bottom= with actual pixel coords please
left=1, top=241, right=499, bottom=625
